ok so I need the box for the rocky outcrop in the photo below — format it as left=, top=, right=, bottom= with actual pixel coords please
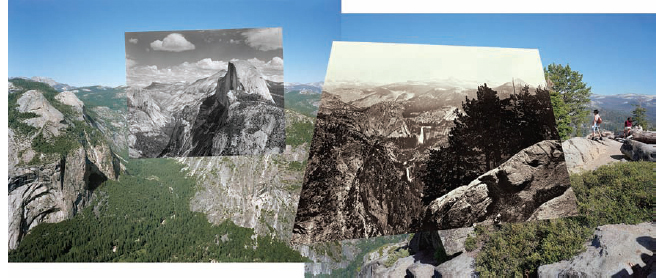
left=175, top=110, right=310, bottom=241
left=423, top=140, right=574, bottom=230
left=620, top=139, right=655, bottom=162
left=435, top=253, right=477, bottom=277
left=292, top=94, right=424, bottom=244
left=177, top=150, right=304, bottom=242
left=563, top=137, right=622, bottom=173
left=55, top=91, right=85, bottom=120
left=301, top=240, right=360, bottom=276
left=17, top=90, right=66, bottom=136
left=436, top=227, right=475, bottom=256
left=128, top=60, right=284, bottom=158
left=538, top=223, right=655, bottom=277
left=8, top=88, right=120, bottom=249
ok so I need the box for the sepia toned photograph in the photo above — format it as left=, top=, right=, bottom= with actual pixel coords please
left=292, top=42, right=578, bottom=244
left=126, top=28, right=285, bottom=158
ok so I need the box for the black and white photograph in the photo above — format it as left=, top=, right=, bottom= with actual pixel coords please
left=126, top=28, right=285, bottom=158
left=292, top=42, right=578, bottom=244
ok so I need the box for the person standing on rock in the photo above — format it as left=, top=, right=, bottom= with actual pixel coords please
left=624, top=117, right=633, bottom=138
left=592, top=109, right=603, bottom=140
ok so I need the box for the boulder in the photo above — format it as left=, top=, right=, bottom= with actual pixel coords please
left=631, top=130, right=656, bottom=144
left=435, top=253, right=477, bottom=277
left=407, top=262, right=437, bottom=278
left=528, top=187, right=578, bottom=221
left=620, top=139, right=655, bottom=162
left=562, top=137, right=620, bottom=173
left=437, top=227, right=475, bottom=256
left=538, top=223, right=655, bottom=277
left=423, top=140, right=573, bottom=230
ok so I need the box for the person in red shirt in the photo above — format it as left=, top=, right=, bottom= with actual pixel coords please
left=624, top=117, right=633, bottom=138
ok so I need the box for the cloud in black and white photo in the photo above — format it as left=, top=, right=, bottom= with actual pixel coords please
left=125, top=28, right=284, bottom=87
left=150, top=33, right=196, bottom=52
left=242, top=28, right=282, bottom=51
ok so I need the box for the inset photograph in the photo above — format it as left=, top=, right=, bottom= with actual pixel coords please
left=126, top=28, right=285, bottom=158
left=292, top=42, right=577, bottom=244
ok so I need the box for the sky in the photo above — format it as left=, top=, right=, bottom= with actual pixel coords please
left=326, top=41, right=545, bottom=87
left=9, top=0, right=340, bottom=87
left=9, top=3, right=656, bottom=95
left=125, top=28, right=284, bottom=86
left=341, top=14, right=656, bottom=96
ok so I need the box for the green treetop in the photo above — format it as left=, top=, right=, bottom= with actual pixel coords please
left=544, top=63, right=592, bottom=137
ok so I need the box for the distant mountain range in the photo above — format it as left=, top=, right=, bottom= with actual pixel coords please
left=590, top=94, right=655, bottom=122
left=284, top=82, right=323, bottom=94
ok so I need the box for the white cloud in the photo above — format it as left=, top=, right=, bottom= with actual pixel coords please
left=129, top=38, right=138, bottom=44
left=269, top=56, right=283, bottom=67
left=246, top=57, right=284, bottom=82
left=127, top=56, right=284, bottom=87
left=241, top=28, right=282, bottom=51
left=195, top=58, right=228, bottom=70
left=126, top=58, right=137, bottom=68
left=127, top=58, right=229, bottom=87
left=150, top=33, right=196, bottom=52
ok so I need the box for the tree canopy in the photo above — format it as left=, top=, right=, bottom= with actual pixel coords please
left=632, top=103, right=650, bottom=130
left=544, top=64, right=592, bottom=137
left=420, top=85, right=559, bottom=204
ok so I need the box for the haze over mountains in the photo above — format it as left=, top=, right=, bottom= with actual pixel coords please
left=590, top=93, right=656, bottom=122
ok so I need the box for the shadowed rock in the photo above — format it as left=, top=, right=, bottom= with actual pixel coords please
left=423, top=140, right=573, bottom=230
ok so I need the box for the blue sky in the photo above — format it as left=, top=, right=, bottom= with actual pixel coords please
left=9, top=0, right=340, bottom=86
left=342, top=14, right=656, bottom=96
left=9, top=3, right=656, bottom=95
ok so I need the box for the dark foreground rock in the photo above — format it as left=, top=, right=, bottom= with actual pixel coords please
left=538, top=222, right=655, bottom=277
left=423, top=140, right=574, bottom=230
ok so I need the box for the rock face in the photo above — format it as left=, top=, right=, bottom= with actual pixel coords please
left=620, top=139, right=655, bottom=162
left=17, top=90, right=66, bottom=136
left=538, top=223, right=655, bottom=277
left=175, top=109, right=312, bottom=241
left=292, top=92, right=425, bottom=244
left=357, top=235, right=442, bottom=278
left=128, top=61, right=284, bottom=158
left=435, top=253, right=477, bottom=277
left=55, top=91, right=85, bottom=119
left=8, top=87, right=119, bottom=249
left=177, top=147, right=304, bottom=242
left=423, top=140, right=574, bottom=230
left=562, top=137, right=622, bottom=173
left=437, top=227, right=475, bottom=256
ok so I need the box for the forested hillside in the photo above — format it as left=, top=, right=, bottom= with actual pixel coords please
left=9, top=158, right=305, bottom=262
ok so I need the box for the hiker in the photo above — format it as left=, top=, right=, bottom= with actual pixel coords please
left=624, top=117, right=633, bottom=138
left=592, top=109, right=603, bottom=140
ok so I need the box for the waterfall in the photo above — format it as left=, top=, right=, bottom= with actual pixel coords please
left=406, top=167, right=412, bottom=182
left=418, top=126, right=425, bottom=145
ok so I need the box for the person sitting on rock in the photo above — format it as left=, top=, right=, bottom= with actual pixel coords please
left=624, top=117, right=633, bottom=138
left=592, top=109, right=603, bottom=140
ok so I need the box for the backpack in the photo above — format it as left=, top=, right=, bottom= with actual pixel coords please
left=596, top=116, right=602, bottom=124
